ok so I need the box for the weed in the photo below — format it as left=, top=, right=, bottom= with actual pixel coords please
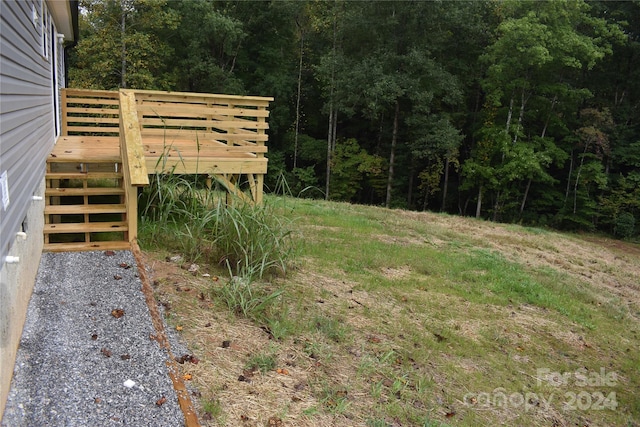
left=202, top=398, right=224, bottom=422
left=312, top=315, right=349, bottom=343
left=317, top=383, right=350, bottom=414
left=214, top=275, right=283, bottom=322
left=246, top=349, right=277, bottom=373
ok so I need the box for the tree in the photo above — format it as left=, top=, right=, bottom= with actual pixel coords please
left=70, top=0, right=178, bottom=90
left=466, top=0, right=624, bottom=221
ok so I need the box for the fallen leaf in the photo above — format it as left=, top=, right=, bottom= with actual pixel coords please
left=176, top=325, right=183, bottom=331
left=119, top=262, right=132, bottom=269
left=267, top=417, right=284, bottom=427
left=183, top=373, right=192, bottom=381
left=101, top=348, right=112, bottom=358
left=222, top=340, right=231, bottom=348
left=104, top=251, right=116, bottom=256
left=204, top=322, right=212, bottom=327
left=176, top=354, right=198, bottom=364
left=91, top=334, right=98, bottom=340
left=276, top=368, right=289, bottom=375
left=111, top=309, right=125, bottom=318
left=113, top=274, right=122, bottom=280
left=445, top=410, right=456, bottom=418
left=368, top=336, right=381, bottom=343
left=121, top=354, right=131, bottom=360
left=156, top=396, right=167, bottom=406
left=94, top=397, right=102, bottom=404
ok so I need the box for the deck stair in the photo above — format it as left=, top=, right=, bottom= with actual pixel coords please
left=44, top=89, right=130, bottom=252
left=44, top=154, right=131, bottom=252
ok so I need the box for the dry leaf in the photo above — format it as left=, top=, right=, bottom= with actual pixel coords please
left=113, top=274, right=122, bottom=280
left=276, top=368, right=289, bottom=375
left=119, top=262, right=132, bottom=269
left=267, top=417, right=284, bottom=427
left=176, top=325, right=183, bottom=331
left=121, top=354, right=131, bottom=360
left=104, top=251, right=116, bottom=256
left=183, top=373, right=192, bottom=381
left=111, top=309, right=125, bottom=318
left=101, top=348, right=112, bottom=358
left=155, top=396, right=167, bottom=406
left=91, top=334, right=98, bottom=340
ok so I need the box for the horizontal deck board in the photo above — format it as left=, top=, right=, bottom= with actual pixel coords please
left=44, top=222, right=128, bottom=233
left=46, top=172, right=123, bottom=180
left=45, top=204, right=127, bottom=215
left=46, top=187, right=124, bottom=196
left=44, top=241, right=131, bottom=252
left=150, top=158, right=268, bottom=174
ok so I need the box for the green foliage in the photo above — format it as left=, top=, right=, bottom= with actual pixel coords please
left=72, top=0, right=639, bottom=238
left=139, top=173, right=295, bottom=279
left=614, top=212, right=636, bottom=239
left=330, top=139, right=385, bottom=202
left=245, top=349, right=277, bottom=373
left=215, top=275, right=284, bottom=322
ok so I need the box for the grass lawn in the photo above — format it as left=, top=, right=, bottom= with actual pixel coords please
left=139, top=195, right=640, bottom=426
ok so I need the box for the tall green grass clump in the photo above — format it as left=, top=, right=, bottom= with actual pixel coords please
left=138, top=172, right=295, bottom=280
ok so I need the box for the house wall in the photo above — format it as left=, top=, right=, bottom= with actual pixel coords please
left=0, top=0, right=66, bottom=416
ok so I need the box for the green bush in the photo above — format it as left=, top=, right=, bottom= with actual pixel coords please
left=614, top=212, right=636, bottom=239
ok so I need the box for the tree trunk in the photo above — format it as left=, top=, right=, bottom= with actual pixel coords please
left=520, top=178, right=532, bottom=216
left=325, top=12, right=338, bottom=201
left=493, top=190, right=501, bottom=221
left=120, top=10, right=127, bottom=88
left=573, top=143, right=590, bottom=214
left=564, top=149, right=574, bottom=206
left=505, top=95, right=514, bottom=134
left=441, top=156, right=450, bottom=212
left=475, top=185, right=483, bottom=218
left=521, top=96, right=556, bottom=217
left=513, top=88, right=529, bottom=145
left=293, top=29, right=304, bottom=169
left=385, top=100, right=400, bottom=208
left=325, top=104, right=333, bottom=200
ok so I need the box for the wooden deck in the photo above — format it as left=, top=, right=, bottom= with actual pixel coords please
left=45, top=88, right=273, bottom=252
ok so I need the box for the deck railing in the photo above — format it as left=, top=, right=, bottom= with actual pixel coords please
left=118, top=91, right=149, bottom=243
left=58, top=88, right=273, bottom=243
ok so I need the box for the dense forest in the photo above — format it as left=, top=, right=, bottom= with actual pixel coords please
left=69, top=0, right=640, bottom=238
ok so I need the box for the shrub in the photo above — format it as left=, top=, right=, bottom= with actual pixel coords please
left=614, top=212, right=636, bottom=239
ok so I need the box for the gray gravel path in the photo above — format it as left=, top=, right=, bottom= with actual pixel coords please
left=1, top=251, right=186, bottom=427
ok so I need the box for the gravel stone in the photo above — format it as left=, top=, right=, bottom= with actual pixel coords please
left=2, top=251, right=186, bottom=427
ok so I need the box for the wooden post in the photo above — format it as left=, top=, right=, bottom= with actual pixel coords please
left=119, top=90, right=149, bottom=243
